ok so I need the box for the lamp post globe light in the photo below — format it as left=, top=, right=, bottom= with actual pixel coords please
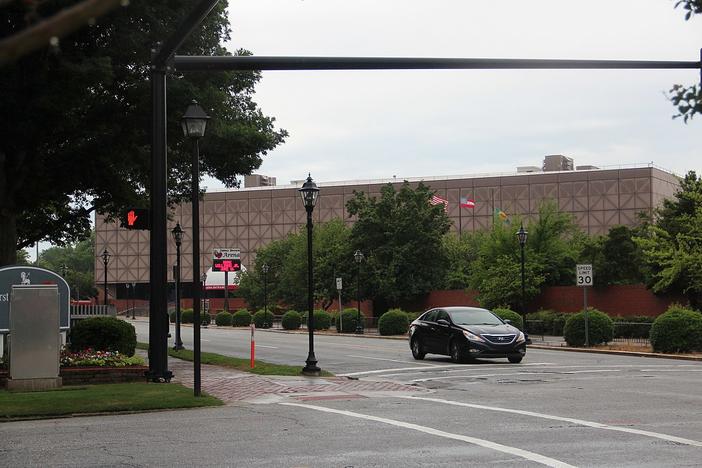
left=182, top=99, right=210, bottom=396
left=353, top=249, right=364, bottom=334
left=101, top=248, right=111, bottom=306
left=171, top=222, right=185, bottom=350
left=516, top=223, right=528, bottom=338
left=262, top=263, right=269, bottom=317
left=299, top=174, right=321, bottom=375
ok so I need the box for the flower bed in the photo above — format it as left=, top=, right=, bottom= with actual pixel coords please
left=0, top=348, right=147, bottom=388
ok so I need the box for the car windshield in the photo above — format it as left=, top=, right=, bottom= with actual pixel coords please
left=448, top=309, right=503, bottom=326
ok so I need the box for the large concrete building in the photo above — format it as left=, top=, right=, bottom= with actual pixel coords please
left=96, top=158, right=680, bottom=300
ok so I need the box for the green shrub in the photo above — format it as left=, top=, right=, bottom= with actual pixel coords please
left=650, top=305, right=702, bottom=353
left=169, top=311, right=176, bottom=323
left=337, top=308, right=361, bottom=333
left=181, top=308, right=193, bottom=323
left=563, top=309, right=614, bottom=346
left=378, top=309, right=409, bottom=336
left=406, top=311, right=421, bottom=322
left=232, top=309, right=252, bottom=327
left=254, top=310, right=275, bottom=328
left=69, top=317, right=137, bottom=356
left=313, top=310, right=331, bottom=330
left=525, top=310, right=568, bottom=335
left=215, top=311, right=233, bottom=326
left=282, top=311, right=302, bottom=330
left=492, top=308, right=523, bottom=330
left=611, top=315, right=655, bottom=339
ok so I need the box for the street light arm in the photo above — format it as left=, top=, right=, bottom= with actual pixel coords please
left=152, top=0, right=221, bottom=67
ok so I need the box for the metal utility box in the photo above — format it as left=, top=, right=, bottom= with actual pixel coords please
left=8, top=284, right=62, bottom=391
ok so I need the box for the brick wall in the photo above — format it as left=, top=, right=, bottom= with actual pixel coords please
left=419, top=285, right=685, bottom=317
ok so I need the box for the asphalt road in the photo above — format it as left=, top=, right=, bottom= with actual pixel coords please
left=3, top=320, right=702, bottom=467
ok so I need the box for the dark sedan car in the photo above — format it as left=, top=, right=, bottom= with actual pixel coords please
left=408, top=306, right=526, bottom=363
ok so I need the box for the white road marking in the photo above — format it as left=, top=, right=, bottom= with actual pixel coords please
left=255, top=345, right=278, bottom=349
left=410, top=369, right=621, bottom=383
left=399, top=396, right=702, bottom=448
left=640, top=368, right=702, bottom=372
left=339, top=362, right=552, bottom=378
left=280, top=402, right=575, bottom=468
left=347, top=355, right=440, bottom=366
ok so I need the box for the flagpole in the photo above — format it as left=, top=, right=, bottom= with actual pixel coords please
left=459, top=192, right=463, bottom=236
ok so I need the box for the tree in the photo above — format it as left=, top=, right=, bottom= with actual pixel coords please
left=37, top=231, right=97, bottom=299
left=467, top=201, right=581, bottom=309
left=440, top=232, right=482, bottom=290
left=346, top=182, right=451, bottom=311
left=238, top=219, right=352, bottom=312
left=669, top=0, right=702, bottom=122
left=0, top=1, right=287, bottom=265
left=584, top=226, right=646, bottom=286
left=635, top=171, right=702, bottom=308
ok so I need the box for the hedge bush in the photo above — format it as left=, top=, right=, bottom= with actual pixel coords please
left=611, top=315, right=655, bottom=339
left=313, top=310, right=331, bottom=330
left=337, top=308, right=361, bottom=333
left=70, top=317, right=136, bottom=356
left=215, top=311, right=233, bottom=326
left=169, top=311, right=176, bottom=323
left=232, top=309, right=252, bottom=327
left=525, top=310, right=568, bottom=335
left=254, top=310, right=275, bottom=328
left=378, top=309, right=409, bottom=336
left=181, top=308, right=194, bottom=323
left=492, top=308, right=523, bottom=330
left=563, top=309, right=613, bottom=346
left=282, top=311, right=302, bottom=330
left=650, top=305, right=702, bottom=353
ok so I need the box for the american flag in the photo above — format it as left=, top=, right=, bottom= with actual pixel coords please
left=430, top=194, right=448, bottom=212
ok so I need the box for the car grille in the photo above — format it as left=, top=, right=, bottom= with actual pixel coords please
left=482, top=334, right=517, bottom=345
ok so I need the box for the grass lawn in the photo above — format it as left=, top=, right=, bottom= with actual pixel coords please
left=0, top=382, right=222, bottom=420
left=137, top=343, right=334, bottom=377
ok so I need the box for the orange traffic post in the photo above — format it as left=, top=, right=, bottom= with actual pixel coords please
left=250, top=323, right=255, bottom=368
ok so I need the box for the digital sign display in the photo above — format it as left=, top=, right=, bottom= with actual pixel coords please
left=212, top=258, right=241, bottom=272
left=121, top=208, right=150, bottom=230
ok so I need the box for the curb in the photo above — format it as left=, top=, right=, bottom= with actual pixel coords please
left=529, top=344, right=702, bottom=361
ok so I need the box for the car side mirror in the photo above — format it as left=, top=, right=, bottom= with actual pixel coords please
left=504, top=319, right=512, bottom=324
left=437, top=319, right=450, bottom=327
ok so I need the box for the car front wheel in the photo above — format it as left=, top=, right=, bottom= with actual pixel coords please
left=450, top=340, right=467, bottom=363
left=508, top=355, right=523, bottom=364
left=411, top=338, right=426, bottom=360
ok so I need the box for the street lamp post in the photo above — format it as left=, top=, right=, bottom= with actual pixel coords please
left=131, top=282, right=136, bottom=319
left=101, top=249, right=111, bottom=306
left=182, top=99, right=210, bottom=396
left=171, top=222, right=185, bottom=350
left=125, top=283, right=131, bottom=318
left=262, top=263, right=269, bottom=317
left=516, top=223, right=528, bottom=336
left=299, top=174, right=321, bottom=375
left=354, top=250, right=364, bottom=334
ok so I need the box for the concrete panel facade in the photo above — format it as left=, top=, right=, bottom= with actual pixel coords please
left=96, top=166, right=680, bottom=291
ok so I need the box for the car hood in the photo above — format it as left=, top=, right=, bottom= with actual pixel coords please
left=457, top=323, right=519, bottom=335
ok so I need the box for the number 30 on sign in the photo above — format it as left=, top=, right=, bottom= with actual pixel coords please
left=576, top=264, right=593, bottom=286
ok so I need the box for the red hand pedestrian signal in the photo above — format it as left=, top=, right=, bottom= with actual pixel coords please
left=122, top=208, right=150, bottom=230
left=127, top=210, right=138, bottom=227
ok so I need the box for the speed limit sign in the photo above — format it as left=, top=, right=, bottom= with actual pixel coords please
left=576, top=264, right=593, bottom=286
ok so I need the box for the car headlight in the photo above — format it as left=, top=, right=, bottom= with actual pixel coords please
left=516, top=331, right=526, bottom=343
left=462, top=330, right=485, bottom=342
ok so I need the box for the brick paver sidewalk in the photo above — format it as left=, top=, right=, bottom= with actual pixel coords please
left=167, top=358, right=424, bottom=403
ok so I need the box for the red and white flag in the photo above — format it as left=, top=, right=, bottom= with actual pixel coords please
left=460, top=196, right=475, bottom=209
left=430, top=194, right=449, bottom=212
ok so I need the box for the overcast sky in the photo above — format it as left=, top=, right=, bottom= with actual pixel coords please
left=204, top=0, right=701, bottom=189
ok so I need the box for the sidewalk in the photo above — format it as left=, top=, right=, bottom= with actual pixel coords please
left=165, top=357, right=425, bottom=404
